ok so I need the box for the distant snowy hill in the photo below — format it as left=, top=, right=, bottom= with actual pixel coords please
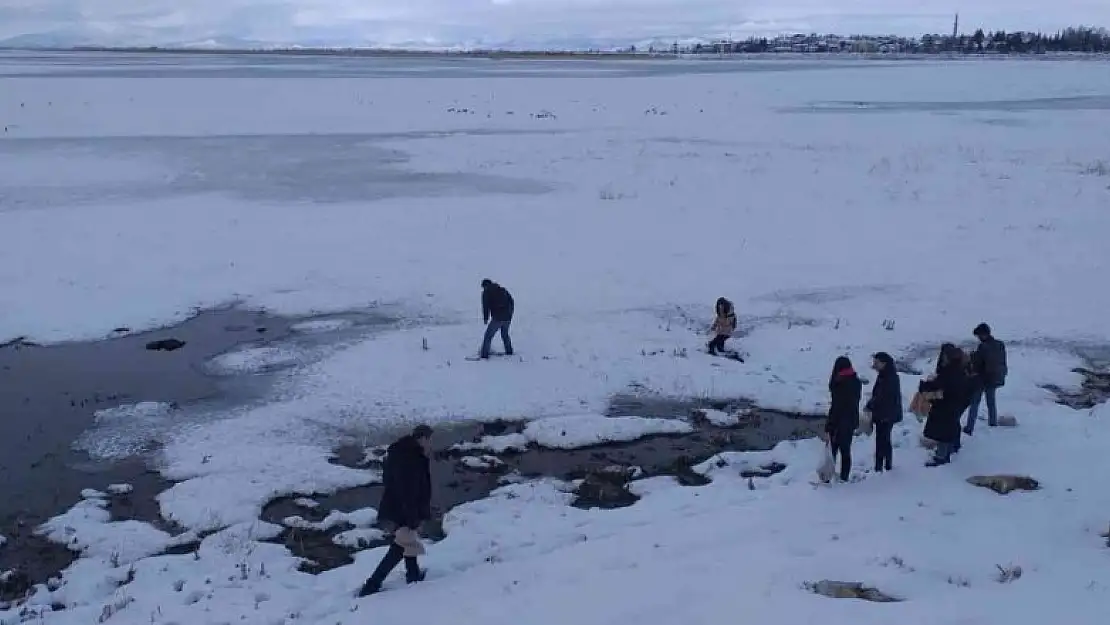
left=0, top=31, right=284, bottom=50
left=0, top=31, right=98, bottom=49
left=0, top=28, right=705, bottom=51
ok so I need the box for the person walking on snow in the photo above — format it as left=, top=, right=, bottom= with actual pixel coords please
left=479, top=278, right=514, bottom=359
left=359, top=425, right=434, bottom=597
left=707, top=297, right=737, bottom=356
left=965, top=322, right=1007, bottom=434
left=825, top=356, right=862, bottom=482
left=865, top=352, right=902, bottom=472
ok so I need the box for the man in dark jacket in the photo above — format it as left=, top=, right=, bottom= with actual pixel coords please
left=359, top=425, right=434, bottom=597
left=866, top=352, right=902, bottom=472
left=479, top=278, right=514, bottom=359
left=825, top=356, right=862, bottom=482
left=965, top=322, right=1007, bottom=433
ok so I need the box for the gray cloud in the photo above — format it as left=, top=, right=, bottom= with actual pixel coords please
left=1, top=0, right=1108, bottom=47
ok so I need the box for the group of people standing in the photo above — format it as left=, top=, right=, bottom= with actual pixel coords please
left=824, top=322, right=1009, bottom=482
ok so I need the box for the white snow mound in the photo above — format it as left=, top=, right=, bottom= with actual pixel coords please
left=454, top=414, right=693, bottom=453
left=207, top=346, right=301, bottom=374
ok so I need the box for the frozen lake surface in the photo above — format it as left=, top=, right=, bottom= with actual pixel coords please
left=1, top=51, right=1109, bottom=625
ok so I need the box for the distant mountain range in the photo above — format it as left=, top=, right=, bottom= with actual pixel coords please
left=0, top=28, right=714, bottom=53
left=0, top=32, right=290, bottom=50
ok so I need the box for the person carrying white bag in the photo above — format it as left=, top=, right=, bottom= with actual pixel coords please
left=820, top=356, right=862, bottom=483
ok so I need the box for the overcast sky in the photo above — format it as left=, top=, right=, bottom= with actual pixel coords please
left=2, top=0, right=1109, bottom=47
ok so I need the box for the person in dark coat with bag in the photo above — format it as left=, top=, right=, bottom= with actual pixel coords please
left=359, top=425, right=434, bottom=597
left=825, top=356, right=862, bottom=482
left=865, top=352, right=903, bottom=472
left=920, top=344, right=970, bottom=466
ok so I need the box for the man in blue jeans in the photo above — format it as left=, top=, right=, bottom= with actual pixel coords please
left=966, top=323, right=1007, bottom=434
left=479, top=278, right=514, bottom=359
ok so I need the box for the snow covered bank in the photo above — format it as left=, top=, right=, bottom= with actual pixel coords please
left=452, top=414, right=693, bottom=453
left=121, top=310, right=909, bottom=532
left=281, top=508, right=378, bottom=532
left=35, top=497, right=176, bottom=566
left=81, top=316, right=1096, bottom=537
left=11, top=361, right=1110, bottom=624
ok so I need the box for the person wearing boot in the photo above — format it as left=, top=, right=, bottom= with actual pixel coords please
left=479, top=278, right=514, bottom=359
left=920, top=344, right=969, bottom=466
left=707, top=297, right=737, bottom=356
left=965, top=322, right=1007, bottom=434
left=865, top=352, right=902, bottom=472
left=825, top=356, right=862, bottom=482
left=358, top=425, right=434, bottom=597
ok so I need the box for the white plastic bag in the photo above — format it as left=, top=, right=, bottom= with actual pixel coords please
left=394, top=526, right=426, bottom=557
left=816, top=443, right=836, bottom=483
left=858, top=410, right=874, bottom=436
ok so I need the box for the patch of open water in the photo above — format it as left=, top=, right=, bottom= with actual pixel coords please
left=0, top=306, right=396, bottom=591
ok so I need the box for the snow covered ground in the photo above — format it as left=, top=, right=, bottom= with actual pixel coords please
left=451, top=413, right=695, bottom=453
left=11, top=360, right=1110, bottom=625
left=2, top=53, right=1109, bottom=624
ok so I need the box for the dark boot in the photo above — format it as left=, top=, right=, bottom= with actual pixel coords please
left=708, top=335, right=726, bottom=355
left=405, top=557, right=426, bottom=584
left=358, top=544, right=404, bottom=597
left=838, top=445, right=851, bottom=482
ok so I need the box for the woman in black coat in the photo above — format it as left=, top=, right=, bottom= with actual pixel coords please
left=866, top=352, right=903, bottom=472
left=920, top=344, right=969, bottom=466
left=825, top=356, right=862, bottom=482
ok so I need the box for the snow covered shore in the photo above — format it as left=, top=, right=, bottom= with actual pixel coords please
left=2, top=54, right=1110, bottom=624
left=9, top=362, right=1110, bottom=624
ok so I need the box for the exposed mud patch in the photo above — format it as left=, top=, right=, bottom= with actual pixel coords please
left=573, top=468, right=640, bottom=509
left=269, top=396, right=822, bottom=572
left=1042, top=368, right=1110, bottom=409
left=740, top=462, right=788, bottom=479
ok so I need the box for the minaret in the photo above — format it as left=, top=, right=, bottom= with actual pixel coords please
left=952, top=13, right=959, bottom=38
